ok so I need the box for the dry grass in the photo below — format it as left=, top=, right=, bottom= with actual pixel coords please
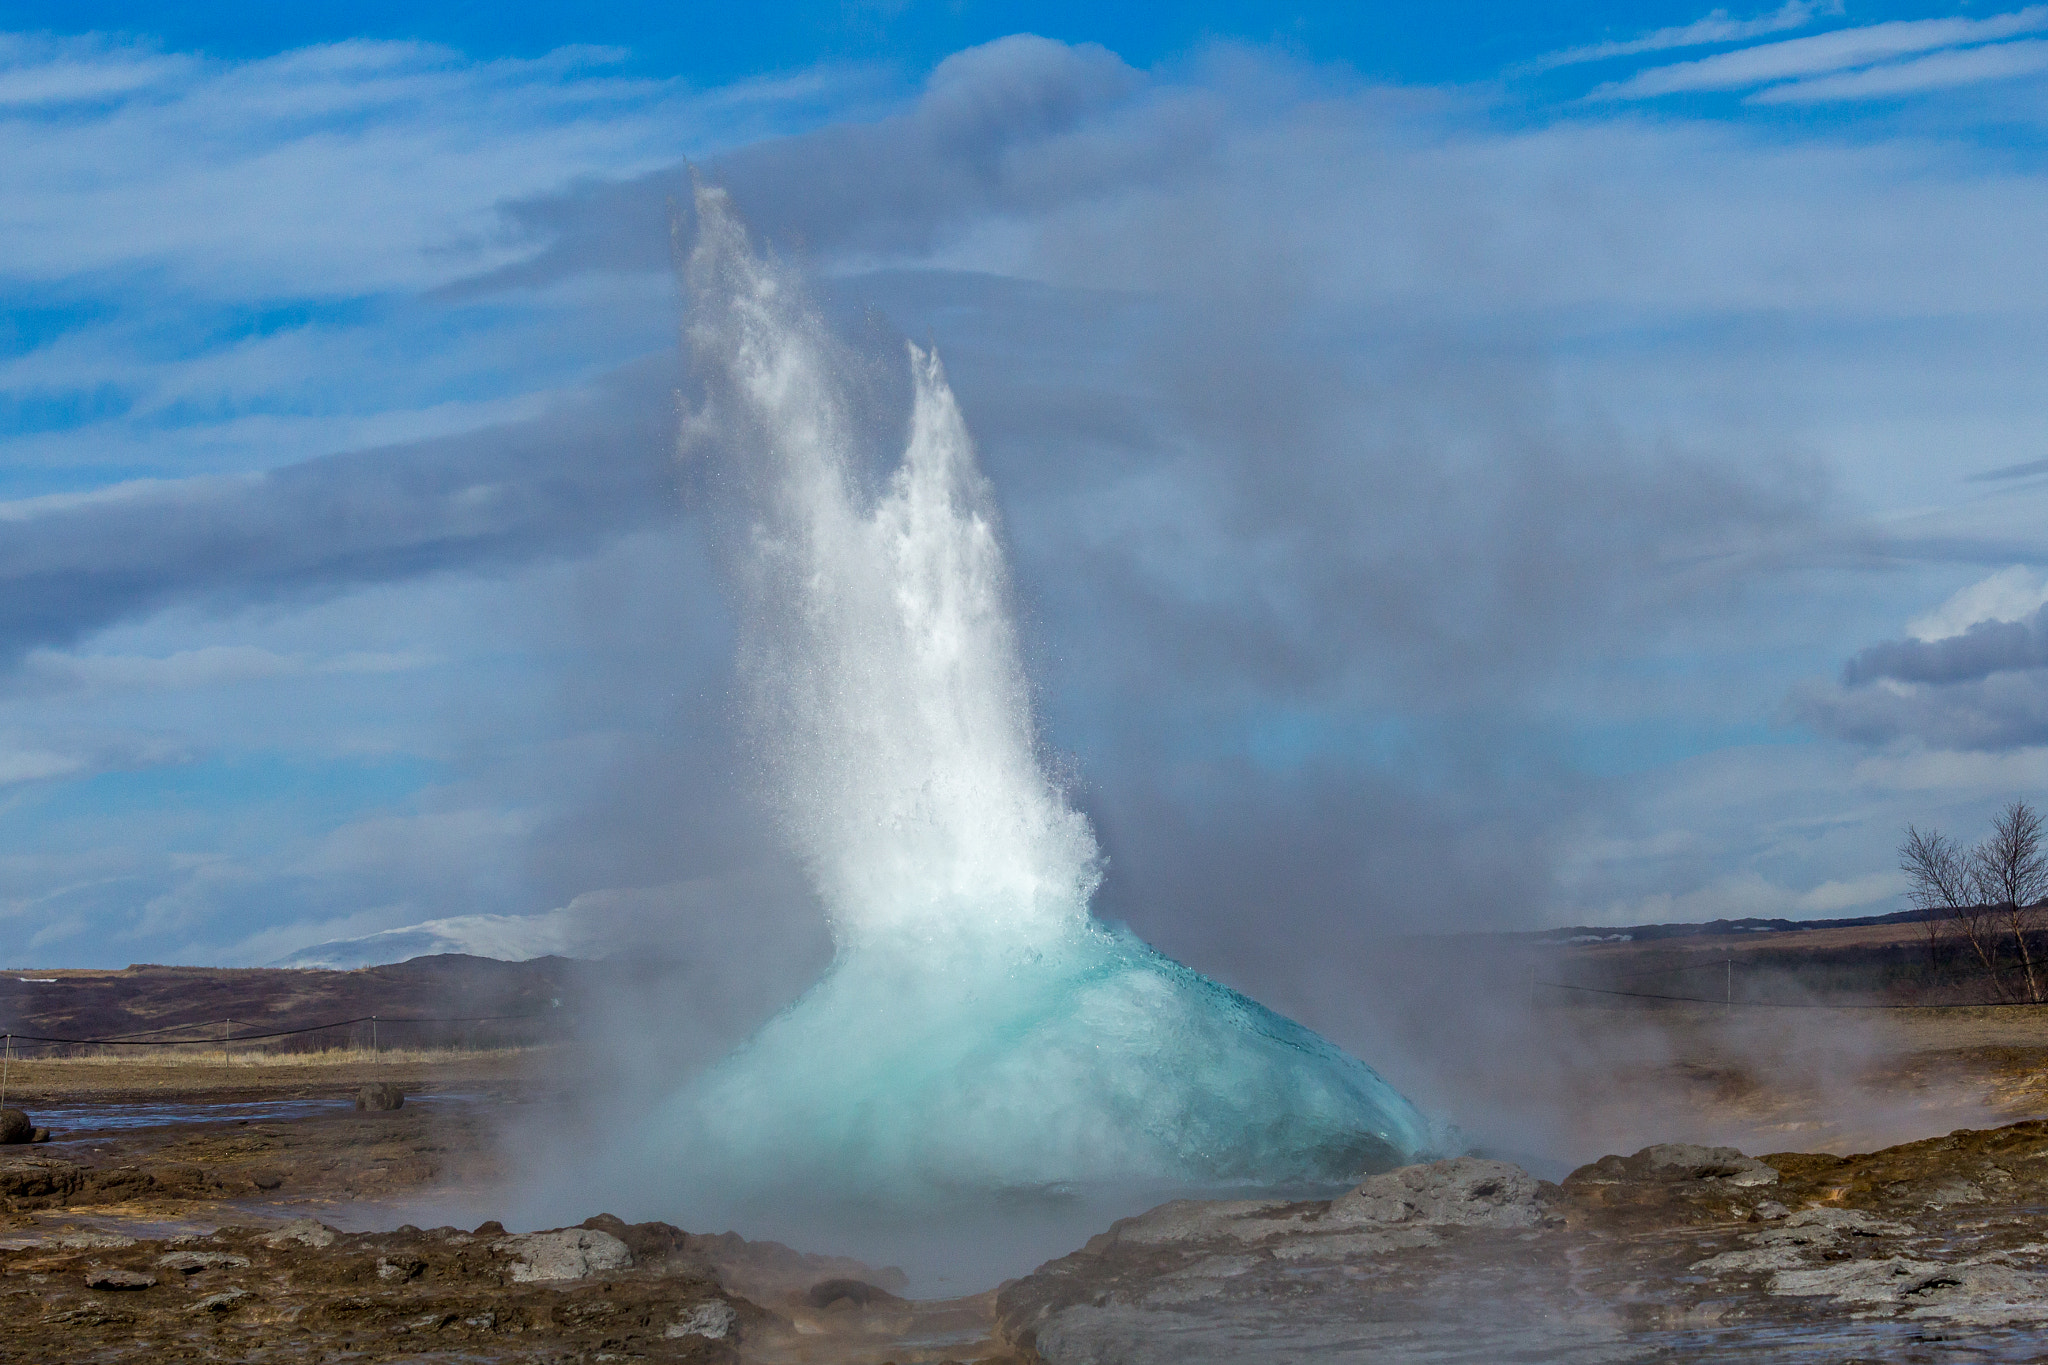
left=0, top=1044, right=554, bottom=1100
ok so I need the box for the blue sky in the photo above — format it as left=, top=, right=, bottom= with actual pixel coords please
left=2, top=2, right=2047, bottom=1025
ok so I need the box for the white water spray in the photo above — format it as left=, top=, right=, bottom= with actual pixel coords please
left=657, top=187, right=1433, bottom=1210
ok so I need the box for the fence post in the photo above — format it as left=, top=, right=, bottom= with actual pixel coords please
left=1725, top=956, right=1733, bottom=1015
left=2, top=1033, right=9, bottom=1108
left=372, top=1015, right=378, bottom=1054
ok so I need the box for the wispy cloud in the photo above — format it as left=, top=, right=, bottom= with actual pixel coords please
left=1753, top=36, right=2048, bottom=101
left=1529, top=1, right=1833, bottom=72
left=20, top=644, right=431, bottom=693
left=1591, top=6, right=2048, bottom=98
left=0, top=748, right=85, bottom=785
left=0, top=34, right=194, bottom=107
left=1970, top=456, right=2048, bottom=482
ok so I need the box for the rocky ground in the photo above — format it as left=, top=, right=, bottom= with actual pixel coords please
left=6, top=1037, right=2048, bottom=1361
left=995, top=1128, right=2048, bottom=1363
left=16, top=1116, right=2048, bottom=1362
left=0, top=1072, right=1017, bottom=1364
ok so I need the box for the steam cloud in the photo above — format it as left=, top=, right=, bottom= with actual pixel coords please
left=634, top=188, right=1432, bottom=1221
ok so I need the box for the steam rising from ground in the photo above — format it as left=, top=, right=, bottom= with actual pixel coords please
left=645, top=188, right=1433, bottom=1215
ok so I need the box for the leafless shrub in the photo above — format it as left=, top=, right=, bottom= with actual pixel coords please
left=1970, top=801, right=2048, bottom=1004
left=1900, top=823, right=2010, bottom=1001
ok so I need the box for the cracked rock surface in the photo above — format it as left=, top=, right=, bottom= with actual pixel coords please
left=997, top=1121, right=2048, bottom=1364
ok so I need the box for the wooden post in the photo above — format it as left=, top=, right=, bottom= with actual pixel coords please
left=1725, top=956, right=1733, bottom=1015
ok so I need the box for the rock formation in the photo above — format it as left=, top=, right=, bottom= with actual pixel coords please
left=997, top=1123, right=2048, bottom=1363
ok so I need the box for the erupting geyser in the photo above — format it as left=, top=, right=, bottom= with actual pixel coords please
left=659, top=187, right=1434, bottom=1207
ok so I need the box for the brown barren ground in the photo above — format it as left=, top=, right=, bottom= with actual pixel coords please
left=1514, top=1002, right=2048, bottom=1158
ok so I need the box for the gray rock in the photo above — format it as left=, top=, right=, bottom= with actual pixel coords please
left=666, top=1301, right=737, bottom=1339
left=157, top=1250, right=251, bottom=1273
left=1632, top=1143, right=1780, bottom=1187
left=1327, top=1156, right=1554, bottom=1229
left=260, top=1218, right=338, bottom=1249
left=493, top=1227, right=633, bottom=1283
left=50, top=1230, right=137, bottom=1250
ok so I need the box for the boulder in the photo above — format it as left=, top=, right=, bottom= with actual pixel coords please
left=666, top=1301, right=738, bottom=1340
left=493, top=1227, right=633, bottom=1282
left=353, top=1083, right=404, bottom=1112
left=261, top=1218, right=338, bottom=1249
left=1632, top=1143, right=1780, bottom=1187
left=0, top=1109, right=31, bottom=1144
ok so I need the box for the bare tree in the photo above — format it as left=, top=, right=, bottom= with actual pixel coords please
left=1972, top=800, right=2048, bottom=1004
left=1901, top=823, right=2011, bottom=1001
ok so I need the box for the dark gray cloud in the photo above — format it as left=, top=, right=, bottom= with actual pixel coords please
left=1799, top=604, right=2048, bottom=751
left=1795, top=670, right=2048, bottom=751
left=1841, top=607, right=2048, bottom=687
left=0, top=359, right=678, bottom=664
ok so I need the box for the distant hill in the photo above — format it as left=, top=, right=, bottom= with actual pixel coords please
left=269, top=911, right=584, bottom=970
left=0, top=955, right=582, bottom=1052
left=1520, top=906, right=1944, bottom=945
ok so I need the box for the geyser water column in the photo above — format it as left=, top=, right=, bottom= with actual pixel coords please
left=662, top=186, right=1435, bottom=1209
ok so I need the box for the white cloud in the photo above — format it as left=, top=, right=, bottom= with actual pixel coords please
left=1794, top=869, right=1899, bottom=913
left=0, top=748, right=85, bottom=785
left=1529, top=1, right=1834, bottom=72
left=21, top=645, right=430, bottom=693
left=1907, top=566, right=2048, bottom=642
left=1753, top=37, right=2048, bottom=101
left=0, top=34, right=194, bottom=106
left=1850, top=745, right=2048, bottom=793
left=1592, top=6, right=2048, bottom=98
left=0, top=37, right=866, bottom=297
